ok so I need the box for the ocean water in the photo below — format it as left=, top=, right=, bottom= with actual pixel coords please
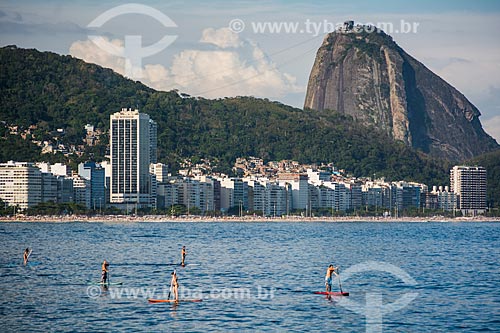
left=0, top=222, right=499, bottom=332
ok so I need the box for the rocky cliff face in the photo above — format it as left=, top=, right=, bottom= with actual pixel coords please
left=304, top=26, right=499, bottom=161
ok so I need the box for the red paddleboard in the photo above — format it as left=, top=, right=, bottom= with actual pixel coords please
left=148, top=299, right=203, bottom=303
left=314, top=291, right=349, bottom=296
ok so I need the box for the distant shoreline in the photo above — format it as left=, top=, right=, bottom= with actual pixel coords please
left=1, top=215, right=499, bottom=223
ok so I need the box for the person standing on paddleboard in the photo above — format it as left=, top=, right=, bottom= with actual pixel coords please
left=325, top=264, right=338, bottom=292
left=171, top=270, right=179, bottom=301
left=23, top=248, right=30, bottom=265
left=181, top=246, right=187, bottom=266
left=101, top=260, right=109, bottom=284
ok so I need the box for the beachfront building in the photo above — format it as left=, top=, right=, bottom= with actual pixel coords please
left=78, top=162, right=106, bottom=210
left=57, top=176, right=74, bottom=203
left=156, top=176, right=214, bottom=214
left=219, top=177, right=249, bottom=213
left=193, top=176, right=215, bottom=213
left=337, top=183, right=352, bottom=211
left=362, top=183, right=384, bottom=209
left=347, top=181, right=363, bottom=210
left=178, top=177, right=213, bottom=214
left=0, top=161, right=42, bottom=210
left=100, top=161, right=112, bottom=206
left=266, top=181, right=290, bottom=217
left=361, top=180, right=424, bottom=214
left=109, top=108, right=155, bottom=209
left=308, top=183, right=321, bottom=211
left=156, top=179, right=179, bottom=210
left=427, top=186, right=457, bottom=211
left=72, top=174, right=91, bottom=209
left=278, top=173, right=308, bottom=211
left=213, top=178, right=221, bottom=212
left=246, top=179, right=267, bottom=214
left=394, top=182, right=422, bottom=211
left=246, top=178, right=291, bottom=216
left=306, top=179, right=352, bottom=213
left=450, top=166, right=487, bottom=215
left=41, top=172, right=58, bottom=203
left=319, top=185, right=338, bottom=212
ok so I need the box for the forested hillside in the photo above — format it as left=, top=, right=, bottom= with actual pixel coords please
left=0, top=45, right=472, bottom=188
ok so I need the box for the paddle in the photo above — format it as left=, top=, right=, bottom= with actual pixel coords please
left=24, top=249, right=32, bottom=265
left=337, top=267, right=343, bottom=293
left=167, top=269, right=175, bottom=300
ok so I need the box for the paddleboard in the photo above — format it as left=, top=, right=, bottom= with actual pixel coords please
left=148, top=299, right=202, bottom=303
left=89, top=281, right=123, bottom=286
left=314, top=291, right=349, bottom=296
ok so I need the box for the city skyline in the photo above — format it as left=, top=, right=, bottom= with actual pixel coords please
left=0, top=155, right=488, bottom=217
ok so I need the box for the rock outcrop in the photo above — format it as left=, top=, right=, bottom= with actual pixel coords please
left=304, top=24, right=499, bottom=161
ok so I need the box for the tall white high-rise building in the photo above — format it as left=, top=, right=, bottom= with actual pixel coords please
left=450, top=166, right=487, bottom=215
left=110, top=108, right=155, bottom=207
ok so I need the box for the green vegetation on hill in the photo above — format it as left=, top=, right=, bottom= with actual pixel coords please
left=0, top=45, right=482, bottom=190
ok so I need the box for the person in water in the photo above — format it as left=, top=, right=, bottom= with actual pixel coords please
left=325, top=264, right=338, bottom=292
left=23, top=248, right=30, bottom=265
left=171, top=270, right=179, bottom=301
left=181, top=246, right=187, bottom=266
left=101, top=260, right=109, bottom=284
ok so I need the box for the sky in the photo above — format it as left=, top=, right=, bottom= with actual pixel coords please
left=1, top=0, right=500, bottom=141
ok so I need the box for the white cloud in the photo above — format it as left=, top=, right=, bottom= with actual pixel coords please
left=68, top=27, right=300, bottom=100
left=69, top=37, right=126, bottom=75
left=200, top=27, right=241, bottom=48
left=482, top=116, right=500, bottom=143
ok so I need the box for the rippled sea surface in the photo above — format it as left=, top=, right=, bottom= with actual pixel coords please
left=1, top=222, right=499, bottom=332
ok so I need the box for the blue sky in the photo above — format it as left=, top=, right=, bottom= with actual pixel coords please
left=1, top=0, right=500, bottom=140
